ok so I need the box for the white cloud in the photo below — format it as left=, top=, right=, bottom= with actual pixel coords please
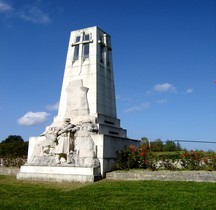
left=46, top=102, right=59, bottom=111
left=17, top=6, right=51, bottom=24
left=17, top=111, right=50, bottom=126
left=0, top=1, right=51, bottom=24
left=145, top=83, right=176, bottom=95
left=153, top=83, right=176, bottom=93
left=185, top=88, right=193, bottom=94
left=157, top=98, right=167, bottom=104
left=0, top=1, right=13, bottom=12
left=124, top=102, right=151, bottom=113
left=116, top=95, right=132, bottom=102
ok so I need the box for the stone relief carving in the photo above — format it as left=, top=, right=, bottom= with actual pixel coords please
left=27, top=118, right=99, bottom=168
left=26, top=79, right=100, bottom=168
left=66, top=80, right=89, bottom=117
left=71, top=120, right=99, bottom=167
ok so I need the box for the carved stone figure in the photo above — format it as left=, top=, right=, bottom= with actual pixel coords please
left=72, top=120, right=99, bottom=167
left=41, top=126, right=59, bottom=155
left=27, top=118, right=79, bottom=165
left=26, top=117, right=101, bottom=168
left=54, top=118, right=78, bottom=163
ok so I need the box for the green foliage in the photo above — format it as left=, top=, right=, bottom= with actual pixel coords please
left=182, top=150, right=216, bottom=171
left=115, top=146, right=139, bottom=169
left=115, top=145, right=216, bottom=171
left=140, top=137, right=181, bottom=152
left=150, top=138, right=163, bottom=152
left=0, top=135, right=28, bottom=158
left=164, top=140, right=179, bottom=151
left=140, top=137, right=149, bottom=145
left=115, top=145, right=157, bottom=170
left=0, top=176, right=216, bottom=209
left=1, top=135, right=24, bottom=144
left=0, top=157, right=26, bottom=168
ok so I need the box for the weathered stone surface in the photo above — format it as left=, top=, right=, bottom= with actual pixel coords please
left=65, top=80, right=89, bottom=117
left=17, top=166, right=101, bottom=183
left=106, top=170, right=216, bottom=182
left=26, top=120, right=99, bottom=168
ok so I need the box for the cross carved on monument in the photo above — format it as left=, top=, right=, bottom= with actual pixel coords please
left=98, top=33, right=112, bottom=66
left=71, top=31, right=93, bottom=61
left=98, top=33, right=112, bottom=51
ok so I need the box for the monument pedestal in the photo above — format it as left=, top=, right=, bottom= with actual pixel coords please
left=17, top=134, right=139, bottom=182
left=92, top=134, right=139, bottom=177
left=17, top=166, right=101, bottom=183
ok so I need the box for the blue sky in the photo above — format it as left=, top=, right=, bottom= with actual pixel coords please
left=0, top=0, right=215, bottom=150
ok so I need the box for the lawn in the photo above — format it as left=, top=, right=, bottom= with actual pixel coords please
left=0, top=175, right=216, bottom=210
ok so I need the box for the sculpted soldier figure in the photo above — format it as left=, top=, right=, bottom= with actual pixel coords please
left=40, top=118, right=78, bottom=163
left=54, top=118, right=79, bottom=164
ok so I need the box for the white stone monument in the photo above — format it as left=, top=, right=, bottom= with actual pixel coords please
left=17, top=26, right=139, bottom=182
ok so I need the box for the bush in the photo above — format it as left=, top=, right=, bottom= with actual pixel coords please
left=0, top=156, right=27, bottom=168
left=115, top=146, right=139, bottom=169
left=115, top=146, right=216, bottom=171
left=115, top=145, right=158, bottom=170
left=182, top=150, right=216, bottom=171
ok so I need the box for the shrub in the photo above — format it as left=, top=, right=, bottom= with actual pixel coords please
left=181, top=150, right=204, bottom=170
left=115, top=146, right=216, bottom=171
left=0, top=156, right=27, bottom=168
left=116, top=145, right=149, bottom=170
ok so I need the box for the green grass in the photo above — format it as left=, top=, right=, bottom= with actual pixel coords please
left=0, top=175, right=216, bottom=210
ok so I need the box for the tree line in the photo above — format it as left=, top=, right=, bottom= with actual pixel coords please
left=140, top=137, right=181, bottom=152
left=0, top=135, right=28, bottom=157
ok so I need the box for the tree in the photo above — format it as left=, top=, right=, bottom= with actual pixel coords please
left=164, top=140, right=181, bottom=151
left=140, top=137, right=149, bottom=144
left=150, top=138, right=163, bottom=152
left=140, top=137, right=150, bottom=150
left=0, top=135, right=28, bottom=157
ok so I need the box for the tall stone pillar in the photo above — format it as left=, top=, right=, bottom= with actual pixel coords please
left=56, top=26, right=126, bottom=137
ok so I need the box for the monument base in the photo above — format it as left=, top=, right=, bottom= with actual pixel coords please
left=17, top=165, right=102, bottom=183
left=92, top=134, right=140, bottom=177
left=17, top=134, right=139, bottom=182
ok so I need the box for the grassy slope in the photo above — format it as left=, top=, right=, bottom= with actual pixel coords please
left=0, top=175, right=216, bottom=210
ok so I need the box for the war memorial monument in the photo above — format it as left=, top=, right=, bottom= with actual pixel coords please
left=17, top=26, right=139, bottom=182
